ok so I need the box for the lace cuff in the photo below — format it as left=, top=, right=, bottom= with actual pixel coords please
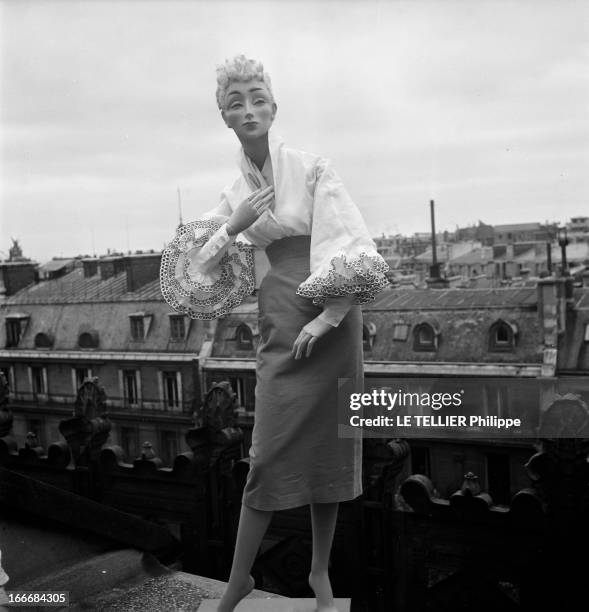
left=296, top=252, right=389, bottom=306
left=160, top=220, right=254, bottom=320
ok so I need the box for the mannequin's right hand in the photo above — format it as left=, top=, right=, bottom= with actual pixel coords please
left=226, top=186, right=274, bottom=235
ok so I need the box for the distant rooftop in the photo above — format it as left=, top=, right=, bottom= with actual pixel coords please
left=493, top=222, right=543, bottom=232
left=448, top=248, right=494, bottom=265
left=5, top=267, right=162, bottom=305
left=365, top=287, right=538, bottom=311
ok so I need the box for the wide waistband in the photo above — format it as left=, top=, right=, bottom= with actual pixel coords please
left=265, top=236, right=311, bottom=268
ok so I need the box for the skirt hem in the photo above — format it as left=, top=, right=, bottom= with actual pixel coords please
left=242, top=485, right=363, bottom=512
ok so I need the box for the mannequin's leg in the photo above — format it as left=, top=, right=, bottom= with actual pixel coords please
left=217, top=503, right=274, bottom=612
left=308, top=502, right=339, bottom=612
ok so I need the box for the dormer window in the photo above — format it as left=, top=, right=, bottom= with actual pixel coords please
left=489, top=320, right=517, bottom=352
left=34, top=332, right=54, bottom=349
left=413, top=322, right=439, bottom=352
left=130, top=317, right=144, bottom=340
left=169, top=314, right=187, bottom=341
left=392, top=323, right=409, bottom=341
left=78, top=331, right=99, bottom=349
left=235, top=323, right=254, bottom=350
left=128, top=312, right=152, bottom=341
left=6, top=320, right=22, bottom=347
left=363, top=322, right=377, bottom=350
left=5, top=313, right=30, bottom=348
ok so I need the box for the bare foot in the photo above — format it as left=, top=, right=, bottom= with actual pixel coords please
left=216, top=574, right=255, bottom=612
left=308, top=571, right=338, bottom=612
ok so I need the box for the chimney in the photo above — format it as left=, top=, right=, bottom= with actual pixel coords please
left=537, top=278, right=568, bottom=348
left=82, top=258, right=98, bottom=278
left=426, top=199, right=448, bottom=289
left=98, top=255, right=125, bottom=280
left=124, top=253, right=162, bottom=292
left=557, top=227, right=569, bottom=276
left=0, top=262, right=38, bottom=297
left=429, top=199, right=439, bottom=279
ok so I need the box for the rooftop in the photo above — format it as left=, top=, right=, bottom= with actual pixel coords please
left=447, top=248, right=494, bottom=266
left=364, top=287, right=538, bottom=311
left=5, top=268, right=163, bottom=305
left=493, top=222, right=543, bottom=232
left=0, top=506, right=279, bottom=611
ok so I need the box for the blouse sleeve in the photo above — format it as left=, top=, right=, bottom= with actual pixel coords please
left=159, top=192, right=255, bottom=320
left=318, top=295, right=354, bottom=327
left=296, top=159, right=390, bottom=306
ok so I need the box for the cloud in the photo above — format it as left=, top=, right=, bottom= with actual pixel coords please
left=1, top=0, right=588, bottom=261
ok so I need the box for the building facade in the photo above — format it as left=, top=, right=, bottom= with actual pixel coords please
left=0, top=253, right=210, bottom=466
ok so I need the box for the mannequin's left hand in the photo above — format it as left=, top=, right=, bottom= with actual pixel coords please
left=291, top=316, right=333, bottom=359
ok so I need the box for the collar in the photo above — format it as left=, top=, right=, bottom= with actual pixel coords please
left=238, top=129, right=283, bottom=191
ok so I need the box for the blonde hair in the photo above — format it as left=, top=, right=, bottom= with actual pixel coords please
left=215, top=54, right=274, bottom=109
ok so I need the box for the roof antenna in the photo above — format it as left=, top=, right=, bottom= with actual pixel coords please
left=177, top=187, right=184, bottom=229
left=125, top=215, right=131, bottom=254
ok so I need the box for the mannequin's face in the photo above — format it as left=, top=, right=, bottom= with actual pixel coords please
left=221, top=79, right=276, bottom=142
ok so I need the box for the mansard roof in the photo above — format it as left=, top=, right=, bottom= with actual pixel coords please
left=210, top=297, right=259, bottom=359
left=4, top=267, right=162, bottom=305
left=364, top=287, right=538, bottom=311
left=0, top=299, right=207, bottom=355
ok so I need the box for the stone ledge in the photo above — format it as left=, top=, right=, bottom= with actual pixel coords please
left=79, top=571, right=284, bottom=612
left=198, top=597, right=351, bottom=611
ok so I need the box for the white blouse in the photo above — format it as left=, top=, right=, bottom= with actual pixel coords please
left=160, top=131, right=389, bottom=323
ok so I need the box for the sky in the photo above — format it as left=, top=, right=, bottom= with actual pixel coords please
left=1, top=0, right=588, bottom=263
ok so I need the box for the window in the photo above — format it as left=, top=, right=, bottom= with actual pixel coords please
left=392, top=323, right=409, bottom=341
left=170, top=315, right=186, bottom=340
left=120, top=426, right=139, bottom=462
left=229, top=376, right=245, bottom=407
left=413, top=323, right=438, bottom=352
left=34, top=332, right=54, bottom=348
left=484, top=384, right=509, bottom=419
left=235, top=324, right=254, bottom=350
left=5, top=315, right=29, bottom=347
left=78, top=331, right=99, bottom=349
left=228, top=375, right=256, bottom=411
left=0, top=367, right=11, bottom=388
left=162, top=371, right=181, bottom=410
left=159, top=430, right=178, bottom=467
left=128, top=312, right=152, bottom=340
left=130, top=317, right=145, bottom=340
left=6, top=321, right=21, bottom=347
left=122, top=369, right=140, bottom=407
left=30, top=366, right=47, bottom=396
left=489, top=320, right=517, bottom=352
left=497, top=325, right=509, bottom=343
left=72, top=367, right=92, bottom=394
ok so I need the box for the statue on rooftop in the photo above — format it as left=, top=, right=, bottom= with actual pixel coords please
left=8, top=238, right=24, bottom=262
